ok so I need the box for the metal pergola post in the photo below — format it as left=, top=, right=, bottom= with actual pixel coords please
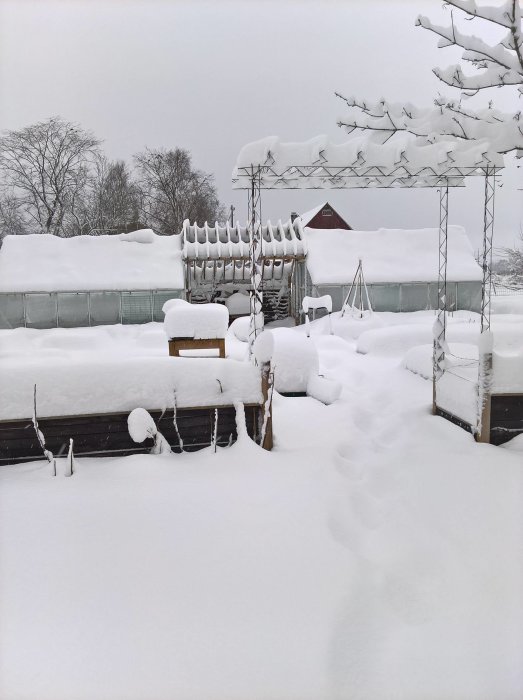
left=233, top=142, right=504, bottom=432
left=476, top=166, right=497, bottom=440
left=480, top=166, right=496, bottom=333
left=248, top=166, right=264, bottom=357
left=432, top=180, right=449, bottom=412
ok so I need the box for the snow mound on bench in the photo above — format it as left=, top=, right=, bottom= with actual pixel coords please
left=164, top=302, right=229, bottom=339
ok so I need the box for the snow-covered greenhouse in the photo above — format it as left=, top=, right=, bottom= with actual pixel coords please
left=181, top=219, right=307, bottom=322
left=302, top=224, right=482, bottom=313
left=0, top=219, right=482, bottom=329
left=0, top=230, right=185, bottom=329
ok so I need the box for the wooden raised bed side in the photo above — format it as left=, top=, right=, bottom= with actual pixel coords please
left=168, top=338, right=226, bottom=358
left=0, top=405, right=261, bottom=465
left=435, top=393, right=523, bottom=446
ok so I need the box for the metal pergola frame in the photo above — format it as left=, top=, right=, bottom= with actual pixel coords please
left=234, top=157, right=501, bottom=435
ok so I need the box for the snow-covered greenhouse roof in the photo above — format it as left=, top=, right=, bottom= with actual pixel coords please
left=304, top=226, right=482, bottom=285
left=232, top=135, right=504, bottom=189
left=0, top=230, right=184, bottom=293
left=182, top=219, right=307, bottom=260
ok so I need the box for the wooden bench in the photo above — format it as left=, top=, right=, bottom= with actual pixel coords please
left=168, top=337, right=225, bottom=358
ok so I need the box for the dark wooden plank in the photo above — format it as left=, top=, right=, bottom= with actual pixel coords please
left=489, top=394, right=523, bottom=445
left=435, top=406, right=473, bottom=434
left=0, top=405, right=259, bottom=464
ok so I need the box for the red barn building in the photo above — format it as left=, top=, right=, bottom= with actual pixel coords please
left=292, top=202, right=352, bottom=230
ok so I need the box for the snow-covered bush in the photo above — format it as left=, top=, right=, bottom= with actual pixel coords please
left=253, top=328, right=319, bottom=393
left=128, top=408, right=171, bottom=455
left=229, top=316, right=250, bottom=342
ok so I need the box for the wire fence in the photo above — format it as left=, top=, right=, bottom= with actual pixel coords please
left=492, top=283, right=523, bottom=296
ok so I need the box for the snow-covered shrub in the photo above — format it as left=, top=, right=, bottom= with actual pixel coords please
left=229, top=316, right=251, bottom=342
left=128, top=407, right=171, bottom=455
left=253, top=328, right=319, bottom=393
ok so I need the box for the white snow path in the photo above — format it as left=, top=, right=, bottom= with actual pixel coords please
left=276, top=334, right=523, bottom=699
left=0, top=330, right=522, bottom=699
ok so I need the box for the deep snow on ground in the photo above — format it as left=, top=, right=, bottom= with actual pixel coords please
left=1, top=313, right=523, bottom=700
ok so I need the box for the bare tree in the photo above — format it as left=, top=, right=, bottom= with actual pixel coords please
left=502, top=228, right=523, bottom=284
left=134, top=147, right=224, bottom=234
left=0, top=192, right=26, bottom=241
left=75, top=157, right=141, bottom=235
left=0, top=117, right=101, bottom=236
left=336, top=1, right=523, bottom=157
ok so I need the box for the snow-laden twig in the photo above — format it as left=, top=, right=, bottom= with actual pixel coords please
left=32, top=384, right=56, bottom=476
left=212, top=408, right=219, bottom=453
left=64, top=438, right=75, bottom=477
left=127, top=407, right=172, bottom=455
left=259, top=364, right=275, bottom=448
left=172, top=388, right=184, bottom=452
left=233, top=401, right=249, bottom=443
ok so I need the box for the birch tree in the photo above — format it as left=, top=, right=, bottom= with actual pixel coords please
left=134, top=148, right=224, bottom=234
left=0, top=117, right=101, bottom=236
left=76, top=157, right=141, bottom=235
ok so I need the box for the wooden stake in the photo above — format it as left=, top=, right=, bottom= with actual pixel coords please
left=260, top=362, right=273, bottom=451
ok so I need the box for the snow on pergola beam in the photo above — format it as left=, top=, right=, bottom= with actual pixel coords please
left=232, top=135, right=504, bottom=190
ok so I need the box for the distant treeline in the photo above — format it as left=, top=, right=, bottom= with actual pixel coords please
left=0, top=117, right=225, bottom=239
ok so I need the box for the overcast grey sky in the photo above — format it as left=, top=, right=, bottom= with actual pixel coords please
left=0, top=0, right=521, bottom=249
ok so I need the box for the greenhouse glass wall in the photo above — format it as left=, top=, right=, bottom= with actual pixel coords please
left=312, top=281, right=482, bottom=313
left=0, top=290, right=184, bottom=330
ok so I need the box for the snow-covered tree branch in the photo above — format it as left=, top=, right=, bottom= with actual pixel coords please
left=416, top=0, right=523, bottom=94
left=336, top=94, right=523, bottom=155
left=336, top=1, right=523, bottom=157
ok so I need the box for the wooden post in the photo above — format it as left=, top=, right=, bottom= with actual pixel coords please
left=260, top=361, right=273, bottom=451
left=168, top=338, right=225, bottom=358
left=477, top=346, right=493, bottom=443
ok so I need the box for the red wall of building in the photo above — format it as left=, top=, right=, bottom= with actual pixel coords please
left=307, top=205, right=351, bottom=230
